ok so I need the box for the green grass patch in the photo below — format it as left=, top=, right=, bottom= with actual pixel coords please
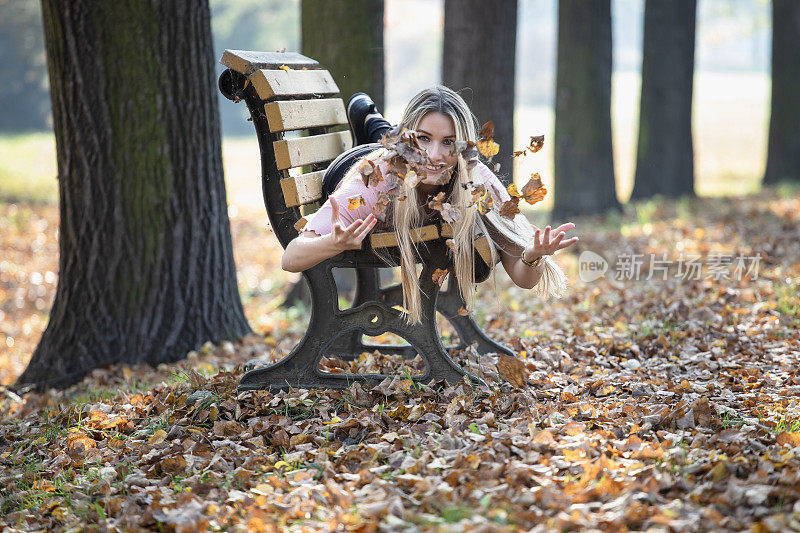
left=0, top=133, right=57, bottom=203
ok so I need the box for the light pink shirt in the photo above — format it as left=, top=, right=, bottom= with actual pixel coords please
left=302, top=160, right=511, bottom=236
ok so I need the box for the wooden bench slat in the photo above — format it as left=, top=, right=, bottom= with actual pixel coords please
left=280, top=170, right=325, bottom=207
left=250, top=69, right=339, bottom=100
left=273, top=131, right=352, bottom=170
left=370, top=225, right=440, bottom=249
left=474, top=235, right=493, bottom=264
left=220, top=49, right=318, bottom=75
left=265, top=98, right=348, bottom=132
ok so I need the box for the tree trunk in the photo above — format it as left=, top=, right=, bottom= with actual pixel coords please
left=631, top=0, right=697, bottom=201
left=553, top=0, right=619, bottom=219
left=443, top=0, right=517, bottom=186
left=289, top=0, right=385, bottom=307
left=17, top=1, right=250, bottom=390
left=301, top=0, right=384, bottom=110
left=763, top=0, right=800, bottom=185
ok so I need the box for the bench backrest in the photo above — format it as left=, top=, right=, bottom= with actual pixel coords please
left=220, top=50, right=490, bottom=257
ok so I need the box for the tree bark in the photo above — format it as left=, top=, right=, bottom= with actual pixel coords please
left=631, top=0, right=697, bottom=201
left=443, top=0, right=517, bottom=186
left=553, top=0, right=619, bottom=219
left=301, top=0, right=384, bottom=110
left=763, top=0, right=800, bottom=185
left=18, top=1, right=251, bottom=390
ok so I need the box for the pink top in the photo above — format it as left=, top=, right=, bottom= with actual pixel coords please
left=301, top=159, right=512, bottom=236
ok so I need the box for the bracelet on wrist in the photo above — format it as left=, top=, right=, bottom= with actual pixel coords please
left=520, top=253, right=544, bottom=268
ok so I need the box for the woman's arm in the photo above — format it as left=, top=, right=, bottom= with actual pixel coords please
left=282, top=197, right=377, bottom=272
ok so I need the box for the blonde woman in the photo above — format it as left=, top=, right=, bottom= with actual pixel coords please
left=282, top=86, right=579, bottom=323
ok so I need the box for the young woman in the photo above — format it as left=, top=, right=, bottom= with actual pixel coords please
left=282, top=86, right=579, bottom=323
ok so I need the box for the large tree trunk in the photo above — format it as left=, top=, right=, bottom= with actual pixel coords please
left=301, top=0, right=384, bottom=110
left=631, top=0, right=696, bottom=201
left=763, top=0, right=800, bottom=185
left=553, top=0, right=619, bottom=219
left=442, top=0, right=517, bottom=186
left=17, top=1, right=250, bottom=390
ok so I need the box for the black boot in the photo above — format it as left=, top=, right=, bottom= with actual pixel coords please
left=346, top=92, right=379, bottom=146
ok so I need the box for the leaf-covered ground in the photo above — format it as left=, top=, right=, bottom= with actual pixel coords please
left=1, top=186, right=800, bottom=531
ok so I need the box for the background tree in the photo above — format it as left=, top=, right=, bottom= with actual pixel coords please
left=631, top=0, right=697, bottom=200
left=17, top=1, right=250, bottom=390
left=0, top=1, right=50, bottom=131
left=763, top=0, right=800, bottom=185
left=442, top=0, right=517, bottom=185
left=301, top=0, right=384, bottom=111
left=553, top=0, right=619, bottom=218
left=282, top=0, right=385, bottom=306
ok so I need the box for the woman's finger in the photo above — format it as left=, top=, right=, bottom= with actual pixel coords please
left=329, top=196, right=341, bottom=224
left=558, top=236, right=580, bottom=250
left=354, top=215, right=377, bottom=241
left=542, top=225, right=551, bottom=246
left=554, top=222, right=575, bottom=233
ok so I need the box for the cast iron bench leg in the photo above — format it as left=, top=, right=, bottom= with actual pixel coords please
left=238, top=261, right=485, bottom=391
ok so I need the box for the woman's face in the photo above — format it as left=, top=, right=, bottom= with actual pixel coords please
left=415, top=111, right=458, bottom=186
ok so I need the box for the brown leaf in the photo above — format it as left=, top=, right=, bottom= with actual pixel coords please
left=497, top=354, right=527, bottom=388
left=431, top=268, right=449, bottom=286
left=498, top=198, right=521, bottom=219
left=160, top=455, right=187, bottom=475
left=776, top=432, right=800, bottom=447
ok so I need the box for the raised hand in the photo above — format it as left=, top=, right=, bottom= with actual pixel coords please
left=522, top=222, right=579, bottom=261
left=328, top=196, right=377, bottom=251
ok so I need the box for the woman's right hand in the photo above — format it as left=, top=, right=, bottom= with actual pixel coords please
left=328, top=196, right=377, bottom=251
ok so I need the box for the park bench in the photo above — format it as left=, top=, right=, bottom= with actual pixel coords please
left=218, top=50, right=514, bottom=391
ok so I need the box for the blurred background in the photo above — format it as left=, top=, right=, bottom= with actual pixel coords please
left=0, top=0, right=774, bottom=208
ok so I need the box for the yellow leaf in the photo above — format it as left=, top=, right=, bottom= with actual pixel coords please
left=274, top=460, right=290, bottom=469
left=476, top=138, right=499, bottom=158
left=149, top=429, right=168, bottom=444
left=323, top=416, right=342, bottom=425
left=279, top=65, right=290, bottom=71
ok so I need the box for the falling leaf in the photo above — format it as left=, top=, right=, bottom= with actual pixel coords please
left=497, top=354, right=528, bottom=388
left=369, top=165, right=384, bottom=187
left=528, top=134, right=545, bottom=153
left=427, top=192, right=446, bottom=212
left=478, top=191, right=494, bottom=215
left=372, top=191, right=391, bottom=221
left=499, top=198, right=521, bottom=219
left=477, top=121, right=500, bottom=159
left=440, top=202, right=461, bottom=223
left=445, top=238, right=457, bottom=253
left=458, top=306, right=470, bottom=316
left=477, top=138, right=500, bottom=159
left=519, top=173, right=547, bottom=205
left=405, top=170, right=422, bottom=189
left=347, top=195, right=366, bottom=210
left=432, top=268, right=449, bottom=286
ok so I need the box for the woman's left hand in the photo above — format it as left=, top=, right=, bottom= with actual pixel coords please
left=523, top=223, right=579, bottom=261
